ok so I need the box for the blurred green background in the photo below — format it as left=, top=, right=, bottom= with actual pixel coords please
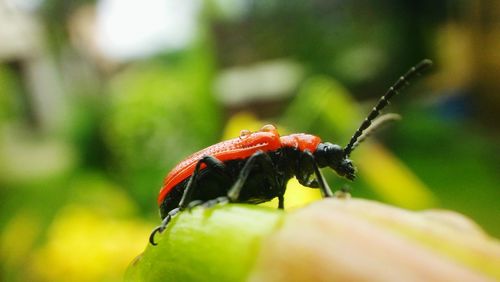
left=0, top=0, right=499, bottom=281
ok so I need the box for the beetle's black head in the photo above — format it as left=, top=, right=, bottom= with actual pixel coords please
left=314, top=142, right=356, bottom=180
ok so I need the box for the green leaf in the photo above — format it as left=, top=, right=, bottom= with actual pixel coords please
left=126, top=205, right=283, bottom=282
left=128, top=199, right=500, bottom=281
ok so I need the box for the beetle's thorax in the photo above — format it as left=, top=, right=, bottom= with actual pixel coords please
left=278, top=133, right=357, bottom=181
left=279, top=133, right=322, bottom=152
left=265, top=134, right=315, bottom=182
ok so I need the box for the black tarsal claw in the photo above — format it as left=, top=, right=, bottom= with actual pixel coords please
left=149, top=208, right=179, bottom=246
left=149, top=225, right=164, bottom=246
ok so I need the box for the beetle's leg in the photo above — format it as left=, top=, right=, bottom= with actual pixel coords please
left=296, top=150, right=319, bottom=187
left=201, top=196, right=230, bottom=208
left=187, top=200, right=204, bottom=211
left=150, top=155, right=229, bottom=246
left=227, top=151, right=278, bottom=202
left=302, top=151, right=334, bottom=198
left=149, top=208, right=180, bottom=245
left=296, top=169, right=319, bottom=188
left=178, top=155, right=229, bottom=211
left=278, top=195, right=284, bottom=209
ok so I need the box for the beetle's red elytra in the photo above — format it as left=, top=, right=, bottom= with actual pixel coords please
left=158, top=124, right=283, bottom=205
left=149, top=59, right=433, bottom=245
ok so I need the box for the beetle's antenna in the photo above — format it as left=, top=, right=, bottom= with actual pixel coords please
left=343, top=59, right=433, bottom=157
left=348, top=113, right=401, bottom=152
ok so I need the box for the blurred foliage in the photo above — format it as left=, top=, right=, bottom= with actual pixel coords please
left=0, top=66, right=19, bottom=124
left=390, top=108, right=500, bottom=237
left=27, top=173, right=148, bottom=282
left=104, top=46, right=221, bottom=209
left=0, top=0, right=499, bottom=281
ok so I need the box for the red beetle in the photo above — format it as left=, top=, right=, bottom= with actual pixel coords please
left=150, top=59, right=433, bottom=245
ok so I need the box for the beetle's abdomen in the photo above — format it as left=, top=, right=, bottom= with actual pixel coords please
left=158, top=125, right=282, bottom=205
left=159, top=156, right=284, bottom=218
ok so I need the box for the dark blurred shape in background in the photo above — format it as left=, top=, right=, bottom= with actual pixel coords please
left=0, top=0, right=498, bottom=281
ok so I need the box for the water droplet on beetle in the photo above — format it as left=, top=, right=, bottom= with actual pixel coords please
left=240, top=129, right=251, bottom=138
left=260, top=124, right=276, bottom=132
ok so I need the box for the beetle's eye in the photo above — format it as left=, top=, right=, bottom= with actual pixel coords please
left=260, top=124, right=276, bottom=132
left=239, top=129, right=251, bottom=138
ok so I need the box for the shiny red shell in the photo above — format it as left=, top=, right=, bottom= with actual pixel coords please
left=157, top=125, right=321, bottom=205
